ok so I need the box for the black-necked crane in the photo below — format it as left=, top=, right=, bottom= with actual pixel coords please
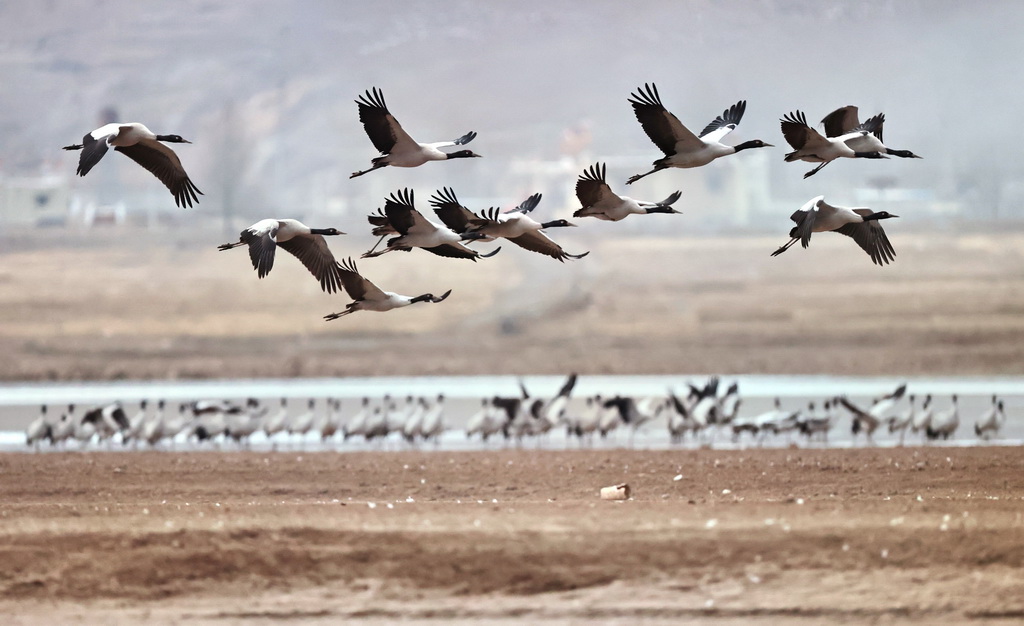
left=323, top=257, right=451, bottom=320
left=753, top=397, right=800, bottom=442
left=141, top=400, right=165, bottom=447
left=571, top=395, right=605, bottom=444
left=465, top=398, right=506, bottom=443
left=430, top=186, right=537, bottom=242
left=770, top=195, right=898, bottom=266
left=821, top=106, right=922, bottom=159
left=386, top=395, right=416, bottom=437
left=218, top=219, right=348, bottom=293
left=598, top=396, right=635, bottom=438
left=51, top=405, right=76, bottom=447
left=780, top=109, right=887, bottom=178
left=574, top=163, right=682, bottom=221
left=628, top=396, right=669, bottom=445
left=688, top=377, right=721, bottom=430
left=974, top=396, right=1005, bottom=439
left=465, top=398, right=491, bottom=441
left=26, top=405, right=53, bottom=449
left=491, top=393, right=526, bottom=440
left=123, top=400, right=148, bottom=446
left=927, top=395, right=960, bottom=441
left=288, top=399, right=316, bottom=446
left=350, top=87, right=480, bottom=178
left=63, top=122, right=202, bottom=207
left=667, top=391, right=699, bottom=444
left=318, top=398, right=343, bottom=442
left=402, top=397, right=428, bottom=443
left=464, top=196, right=588, bottom=262
left=363, top=404, right=389, bottom=441
left=798, top=399, right=837, bottom=444
left=521, top=373, right=578, bottom=436
left=888, top=394, right=917, bottom=445
left=190, top=400, right=234, bottom=444
left=718, top=382, right=742, bottom=425
left=840, top=383, right=907, bottom=444
left=158, top=404, right=190, bottom=448
left=81, top=402, right=130, bottom=443
left=911, top=394, right=933, bottom=438
left=263, top=398, right=289, bottom=442
left=343, top=398, right=371, bottom=441
left=226, top=401, right=264, bottom=447
left=626, top=84, right=771, bottom=184
left=362, top=188, right=499, bottom=260
left=420, top=395, right=446, bottom=444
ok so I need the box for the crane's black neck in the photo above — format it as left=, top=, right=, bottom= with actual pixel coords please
left=540, top=219, right=572, bottom=229
left=886, top=148, right=922, bottom=159
left=733, top=140, right=770, bottom=152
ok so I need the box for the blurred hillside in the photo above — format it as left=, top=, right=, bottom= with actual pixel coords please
left=1, top=1, right=1023, bottom=236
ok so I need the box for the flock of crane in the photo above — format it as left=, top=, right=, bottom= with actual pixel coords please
left=52, top=85, right=948, bottom=451
left=63, top=83, right=921, bottom=322
left=23, top=378, right=1008, bottom=451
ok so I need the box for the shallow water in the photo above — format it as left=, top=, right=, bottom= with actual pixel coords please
left=2, top=374, right=1020, bottom=451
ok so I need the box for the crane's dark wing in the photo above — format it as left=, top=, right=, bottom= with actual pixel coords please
left=835, top=209, right=897, bottom=266
left=355, top=87, right=418, bottom=155
left=856, top=112, right=885, bottom=142
left=367, top=208, right=395, bottom=236
left=508, top=192, right=542, bottom=214
left=430, top=187, right=478, bottom=233
left=116, top=140, right=202, bottom=208
left=383, top=188, right=421, bottom=235
left=71, top=132, right=112, bottom=176
left=277, top=235, right=347, bottom=293
left=107, top=404, right=130, bottom=430
left=241, top=224, right=278, bottom=279
left=508, top=231, right=589, bottom=262
left=423, top=243, right=481, bottom=260
left=556, top=373, right=578, bottom=398
left=575, top=162, right=619, bottom=208
left=628, top=83, right=702, bottom=155
left=779, top=110, right=818, bottom=150
left=698, top=100, right=746, bottom=140
left=821, top=106, right=860, bottom=138
left=884, top=383, right=907, bottom=401
left=337, top=257, right=386, bottom=301
left=788, top=208, right=816, bottom=249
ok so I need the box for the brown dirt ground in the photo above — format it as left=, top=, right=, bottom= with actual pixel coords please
left=2, top=228, right=1024, bottom=380
left=1, top=447, right=1023, bottom=623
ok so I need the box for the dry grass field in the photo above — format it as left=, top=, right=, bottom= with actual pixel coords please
left=1, top=448, right=1023, bottom=623
left=1, top=227, right=1023, bottom=380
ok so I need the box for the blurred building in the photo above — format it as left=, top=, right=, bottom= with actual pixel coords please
left=0, top=174, right=70, bottom=227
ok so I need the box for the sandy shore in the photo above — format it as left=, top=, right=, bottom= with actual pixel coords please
left=2, top=447, right=1023, bottom=623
